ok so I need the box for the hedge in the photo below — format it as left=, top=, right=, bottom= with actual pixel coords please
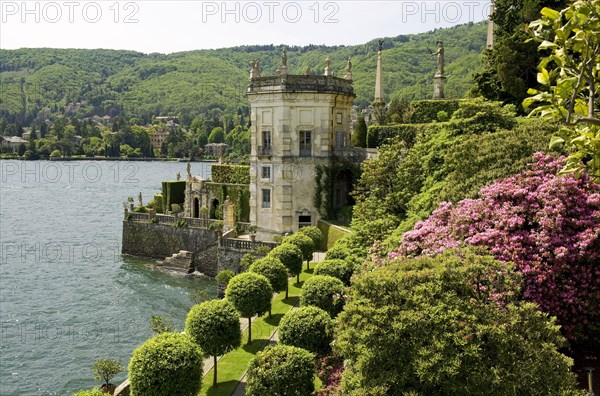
left=314, top=259, right=354, bottom=286
left=409, top=99, right=461, bottom=123
left=161, top=181, right=186, bottom=213
left=211, top=164, right=250, bottom=184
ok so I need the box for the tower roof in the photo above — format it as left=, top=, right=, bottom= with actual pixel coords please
left=248, top=75, right=355, bottom=96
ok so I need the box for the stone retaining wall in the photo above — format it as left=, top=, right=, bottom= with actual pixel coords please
left=121, top=221, right=219, bottom=276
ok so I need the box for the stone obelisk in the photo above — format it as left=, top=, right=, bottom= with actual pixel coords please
left=487, top=0, right=495, bottom=49
left=373, top=40, right=385, bottom=124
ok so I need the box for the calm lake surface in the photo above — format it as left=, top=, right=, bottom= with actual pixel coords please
left=0, top=160, right=217, bottom=395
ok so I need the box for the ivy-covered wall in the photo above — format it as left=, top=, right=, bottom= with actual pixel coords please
left=315, top=161, right=361, bottom=223
left=211, top=164, right=250, bottom=184
left=207, top=183, right=250, bottom=222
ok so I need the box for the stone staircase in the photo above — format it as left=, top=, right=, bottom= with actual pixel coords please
left=159, top=250, right=193, bottom=272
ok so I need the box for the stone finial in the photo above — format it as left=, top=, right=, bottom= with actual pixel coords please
left=434, top=41, right=445, bottom=76
left=282, top=49, right=287, bottom=66
left=176, top=172, right=181, bottom=181
left=250, top=59, right=261, bottom=80
left=186, top=162, right=191, bottom=180
left=324, top=56, right=333, bottom=77
left=305, top=65, right=311, bottom=76
left=138, top=192, right=143, bottom=207
left=344, top=57, right=353, bottom=80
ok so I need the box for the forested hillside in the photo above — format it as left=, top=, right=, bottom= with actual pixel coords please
left=0, top=22, right=486, bottom=126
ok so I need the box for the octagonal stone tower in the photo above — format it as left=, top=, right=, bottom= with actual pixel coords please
left=247, top=61, right=355, bottom=239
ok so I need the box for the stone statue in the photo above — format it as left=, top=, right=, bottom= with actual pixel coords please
left=186, top=162, right=191, bottom=179
left=282, top=49, right=287, bottom=66
left=138, top=192, right=143, bottom=207
left=176, top=172, right=181, bottom=181
left=378, top=39, right=384, bottom=52
left=344, top=57, right=353, bottom=80
left=324, top=56, right=332, bottom=76
left=250, top=59, right=261, bottom=79
left=305, top=65, right=311, bottom=76
left=434, top=41, right=444, bottom=76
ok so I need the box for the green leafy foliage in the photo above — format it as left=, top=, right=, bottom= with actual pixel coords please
left=525, top=0, right=600, bottom=180
left=185, top=299, right=241, bottom=384
left=92, top=359, right=124, bottom=387
left=149, top=315, right=176, bottom=334
left=278, top=306, right=334, bottom=356
left=210, top=164, right=250, bottom=184
left=249, top=257, right=289, bottom=293
left=351, top=117, right=367, bottom=148
left=268, top=244, right=303, bottom=282
left=215, top=270, right=235, bottom=287
left=314, top=259, right=355, bottom=286
left=472, top=0, right=569, bottom=108
left=282, top=234, right=315, bottom=263
left=336, top=249, right=581, bottom=396
left=301, top=275, right=345, bottom=317
left=0, top=23, right=486, bottom=126
left=246, top=345, right=315, bottom=396
left=71, top=389, right=105, bottom=396
left=296, top=226, right=325, bottom=252
left=225, top=272, right=272, bottom=343
left=161, top=181, right=186, bottom=213
left=128, top=332, right=203, bottom=396
left=350, top=99, right=561, bottom=255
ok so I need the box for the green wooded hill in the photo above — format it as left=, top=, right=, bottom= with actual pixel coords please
left=0, top=22, right=486, bottom=126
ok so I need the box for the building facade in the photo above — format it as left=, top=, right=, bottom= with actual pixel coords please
left=247, top=70, right=356, bottom=239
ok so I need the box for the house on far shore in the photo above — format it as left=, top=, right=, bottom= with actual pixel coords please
left=1, top=136, right=28, bottom=151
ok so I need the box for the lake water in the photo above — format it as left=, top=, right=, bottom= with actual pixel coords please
left=0, top=160, right=217, bottom=395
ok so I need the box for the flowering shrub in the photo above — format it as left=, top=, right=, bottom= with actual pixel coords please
left=316, top=353, right=344, bottom=396
left=392, top=153, right=600, bottom=342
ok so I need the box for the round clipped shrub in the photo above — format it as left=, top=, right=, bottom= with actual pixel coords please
left=269, top=243, right=303, bottom=283
left=300, top=275, right=345, bottom=317
left=279, top=306, right=333, bottom=355
left=314, top=259, right=354, bottom=286
left=225, top=272, right=273, bottom=344
left=324, top=244, right=349, bottom=260
left=297, top=226, right=325, bottom=251
left=128, top=332, right=203, bottom=396
left=249, top=257, right=288, bottom=293
left=185, top=299, right=241, bottom=385
left=246, top=345, right=315, bottom=396
left=283, top=234, right=315, bottom=266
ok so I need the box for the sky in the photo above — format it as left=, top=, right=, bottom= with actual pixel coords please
left=0, top=1, right=492, bottom=53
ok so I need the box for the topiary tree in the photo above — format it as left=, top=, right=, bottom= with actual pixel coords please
left=185, top=299, right=241, bottom=386
left=128, top=332, right=203, bottom=396
left=336, top=249, right=581, bottom=395
left=297, top=226, right=325, bottom=252
left=283, top=234, right=315, bottom=270
left=314, top=259, right=354, bottom=286
left=269, top=243, right=303, bottom=283
left=246, top=345, right=315, bottom=396
left=300, top=275, right=345, bottom=317
left=92, top=358, right=124, bottom=391
left=225, top=272, right=273, bottom=344
left=278, top=306, right=333, bottom=355
left=249, top=256, right=289, bottom=305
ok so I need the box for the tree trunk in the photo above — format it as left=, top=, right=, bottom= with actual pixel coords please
left=213, top=355, right=218, bottom=386
left=297, top=273, right=300, bottom=283
left=306, top=260, right=310, bottom=271
left=247, top=317, right=252, bottom=344
left=286, top=283, right=289, bottom=299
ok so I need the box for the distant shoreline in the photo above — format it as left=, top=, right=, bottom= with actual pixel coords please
left=0, top=157, right=218, bottom=162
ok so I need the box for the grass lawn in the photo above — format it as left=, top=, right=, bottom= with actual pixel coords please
left=198, top=267, right=314, bottom=396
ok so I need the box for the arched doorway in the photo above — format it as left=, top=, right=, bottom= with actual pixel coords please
left=210, top=198, right=220, bottom=219
left=193, top=198, right=200, bottom=218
